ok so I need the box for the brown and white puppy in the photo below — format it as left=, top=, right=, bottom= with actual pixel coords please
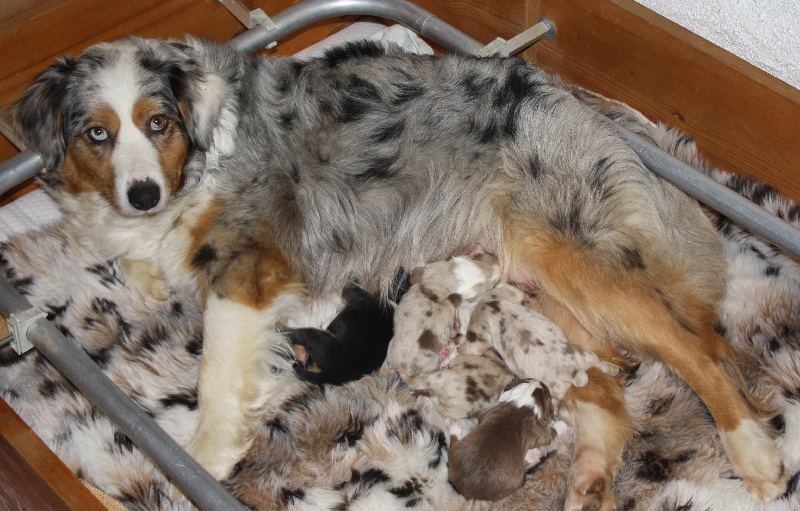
left=12, top=36, right=786, bottom=508
left=403, top=348, right=514, bottom=419
left=448, top=379, right=557, bottom=501
left=460, top=283, right=617, bottom=401
left=385, top=252, right=500, bottom=376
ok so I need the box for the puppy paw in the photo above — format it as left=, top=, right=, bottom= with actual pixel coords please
left=552, top=418, right=573, bottom=437
left=447, top=418, right=465, bottom=440
left=564, top=473, right=615, bottom=511
left=598, top=361, right=620, bottom=377
left=439, top=343, right=458, bottom=368
left=524, top=447, right=542, bottom=465
left=571, top=370, right=589, bottom=388
left=723, top=419, right=787, bottom=501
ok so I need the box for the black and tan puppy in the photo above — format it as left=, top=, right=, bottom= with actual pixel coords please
left=448, top=379, right=557, bottom=502
left=288, top=282, right=396, bottom=385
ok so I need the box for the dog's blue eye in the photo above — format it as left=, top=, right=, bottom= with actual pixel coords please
left=87, top=127, right=108, bottom=142
left=150, top=115, right=168, bottom=132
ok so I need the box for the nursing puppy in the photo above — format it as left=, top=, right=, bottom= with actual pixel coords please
left=460, top=283, right=616, bottom=401
left=448, top=379, right=557, bottom=501
left=13, top=36, right=786, bottom=508
left=403, top=348, right=515, bottom=419
left=386, top=252, right=500, bottom=376
left=288, top=282, right=395, bottom=385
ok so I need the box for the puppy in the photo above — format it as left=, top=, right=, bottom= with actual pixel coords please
left=448, top=379, right=557, bottom=501
left=287, top=282, right=396, bottom=385
left=386, top=252, right=500, bottom=376
left=460, top=283, right=616, bottom=401
left=13, top=36, right=785, bottom=506
left=403, top=348, right=514, bottom=419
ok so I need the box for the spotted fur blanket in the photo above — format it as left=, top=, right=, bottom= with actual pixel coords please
left=1, top=121, right=799, bottom=511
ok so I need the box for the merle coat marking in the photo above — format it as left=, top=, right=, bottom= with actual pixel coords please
left=12, top=36, right=786, bottom=508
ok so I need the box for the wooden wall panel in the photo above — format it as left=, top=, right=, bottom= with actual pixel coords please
left=526, top=0, right=800, bottom=203
left=412, top=0, right=528, bottom=45
left=0, top=398, right=106, bottom=510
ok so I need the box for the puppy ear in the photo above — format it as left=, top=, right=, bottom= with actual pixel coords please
left=469, top=243, right=485, bottom=257
left=532, top=384, right=554, bottom=419
left=163, top=42, right=228, bottom=152
left=12, top=56, right=76, bottom=169
left=409, top=267, right=425, bottom=285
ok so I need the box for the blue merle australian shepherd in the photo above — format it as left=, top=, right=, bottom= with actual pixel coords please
left=12, top=37, right=786, bottom=509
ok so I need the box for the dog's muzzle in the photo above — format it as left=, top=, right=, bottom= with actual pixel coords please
left=127, top=178, right=161, bottom=211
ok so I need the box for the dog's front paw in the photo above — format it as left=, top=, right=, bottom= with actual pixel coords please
left=120, top=258, right=170, bottom=301
left=168, top=435, right=247, bottom=501
left=723, top=419, right=787, bottom=501
left=188, top=433, right=249, bottom=483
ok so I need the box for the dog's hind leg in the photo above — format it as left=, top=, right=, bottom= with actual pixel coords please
left=511, top=230, right=787, bottom=504
left=563, top=368, right=630, bottom=511
left=533, top=294, right=633, bottom=511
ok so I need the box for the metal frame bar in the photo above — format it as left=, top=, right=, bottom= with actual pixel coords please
left=227, top=0, right=485, bottom=55
left=0, top=0, right=798, bottom=509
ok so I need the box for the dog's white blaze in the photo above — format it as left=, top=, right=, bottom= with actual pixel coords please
left=500, top=379, right=544, bottom=417
left=97, top=50, right=168, bottom=215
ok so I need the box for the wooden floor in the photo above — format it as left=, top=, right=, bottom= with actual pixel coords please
left=0, top=398, right=107, bottom=510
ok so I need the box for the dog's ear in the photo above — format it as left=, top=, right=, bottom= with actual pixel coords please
left=163, top=42, right=228, bottom=152
left=12, top=56, right=76, bottom=170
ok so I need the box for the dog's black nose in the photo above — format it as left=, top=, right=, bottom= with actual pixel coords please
left=127, top=178, right=161, bottom=211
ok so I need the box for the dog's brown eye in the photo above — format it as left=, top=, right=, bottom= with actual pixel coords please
left=149, top=115, right=168, bottom=132
left=87, top=126, right=108, bottom=142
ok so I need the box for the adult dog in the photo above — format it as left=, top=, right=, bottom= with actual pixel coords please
left=12, top=36, right=786, bottom=509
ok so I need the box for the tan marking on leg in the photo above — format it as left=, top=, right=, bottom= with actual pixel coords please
left=183, top=201, right=222, bottom=288
left=507, top=228, right=787, bottom=501
left=563, top=369, right=632, bottom=511
left=183, top=206, right=308, bottom=480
